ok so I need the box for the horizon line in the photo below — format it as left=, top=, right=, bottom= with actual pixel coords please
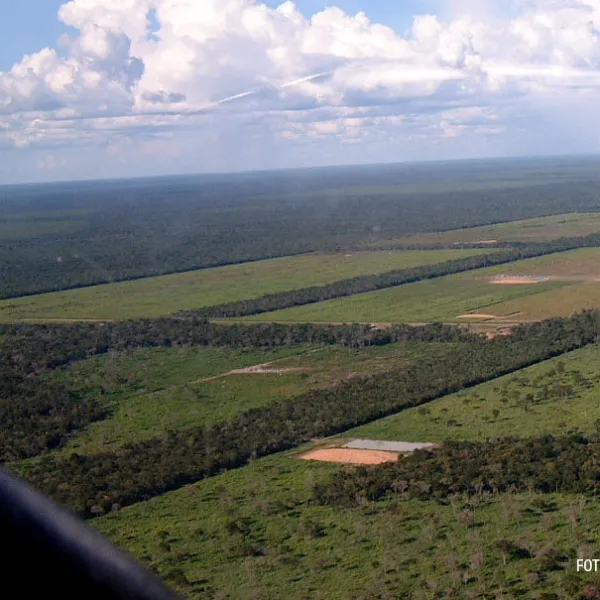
left=2, top=151, right=600, bottom=189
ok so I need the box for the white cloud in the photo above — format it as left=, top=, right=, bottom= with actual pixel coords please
left=2, top=0, right=600, bottom=180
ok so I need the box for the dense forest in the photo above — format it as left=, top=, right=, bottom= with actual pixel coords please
left=6, top=311, right=600, bottom=516
left=3, top=158, right=600, bottom=299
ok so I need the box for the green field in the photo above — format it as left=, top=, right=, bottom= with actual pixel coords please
left=9, top=161, right=600, bottom=600
left=90, top=340, right=600, bottom=599
left=48, top=342, right=449, bottom=455
left=369, top=212, right=600, bottom=247
left=349, top=343, right=600, bottom=443
left=95, top=445, right=600, bottom=599
left=242, top=275, right=566, bottom=324
left=244, top=249, right=600, bottom=324
left=465, top=247, right=600, bottom=280
left=0, top=249, right=486, bottom=322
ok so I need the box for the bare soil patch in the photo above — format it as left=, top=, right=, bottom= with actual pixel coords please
left=458, top=314, right=498, bottom=320
left=491, top=276, right=542, bottom=285
left=453, top=239, right=498, bottom=246
left=299, top=448, right=399, bottom=465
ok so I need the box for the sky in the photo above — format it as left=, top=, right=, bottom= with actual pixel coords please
left=1, top=0, right=600, bottom=184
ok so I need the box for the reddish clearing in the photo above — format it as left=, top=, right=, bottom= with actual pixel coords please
left=299, top=448, right=399, bottom=465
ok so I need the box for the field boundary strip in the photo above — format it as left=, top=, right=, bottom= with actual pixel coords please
left=181, top=238, right=600, bottom=320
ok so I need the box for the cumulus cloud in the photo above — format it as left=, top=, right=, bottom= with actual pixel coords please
left=2, top=0, right=600, bottom=176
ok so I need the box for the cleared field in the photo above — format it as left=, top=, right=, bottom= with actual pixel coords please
left=47, top=345, right=309, bottom=455
left=243, top=275, right=568, bottom=323
left=49, top=342, right=451, bottom=455
left=95, top=445, right=600, bottom=599
left=467, top=248, right=600, bottom=280
left=487, top=282, right=600, bottom=321
left=0, top=249, right=486, bottom=322
left=350, top=343, right=600, bottom=443
left=245, top=249, right=600, bottom=324
left=369, top=212, right=600, bottom=247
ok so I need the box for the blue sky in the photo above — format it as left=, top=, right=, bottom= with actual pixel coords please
left=0, top=1, right=70, bottom=70
left=1, top=0, right=600, bottom=184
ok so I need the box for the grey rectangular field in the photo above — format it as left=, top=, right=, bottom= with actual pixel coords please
left=343, top=439, right=437, bottom=453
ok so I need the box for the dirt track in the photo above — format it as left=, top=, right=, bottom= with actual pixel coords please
left=190, top=348, right=323, bottom=385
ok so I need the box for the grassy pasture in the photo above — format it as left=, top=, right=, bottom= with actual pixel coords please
left=242, top=275, right=567, bottom=324
left=91, top=340, right=600, bottom=599
left=0, top=249, right=486, bottom=322
left=350, top=343, right=600, bottom=443
left=49, top=342, right=449, bottom=455
left=244, top=249, right=600, bottom=324
left=488, top=282, right=600, bottom=321
left=465, top=247, right=600, bottom=280
left=368, top=212, right=600, bottom=247
left=95, top=445, right=600, bottom=599
left=49, top=345, right=311, bottom=455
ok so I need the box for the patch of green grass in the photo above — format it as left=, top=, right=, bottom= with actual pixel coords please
left=350, top=343, right=600, bottom=443
left=464, top=247, right=600, bottom=279
left=243, top=275, right=568, bottom=323
left=486, top=281, right=600, bottom=321
left=50, top=343, right=451, bottom=455
left=95, top=447, right=600, bottom=599
left=0, top=249, right=488, bottom=321
left=50, top=345, right=311, bottom=454
left=368, top=212, right=600, bottom=247
left=50, top=345, right=303, bottom=396
left=245, top=249, right=600, bottom=324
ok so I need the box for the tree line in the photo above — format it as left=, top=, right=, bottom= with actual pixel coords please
left=3, top=162, right=600, bottom=299
left=0, top=366, right=104, bottom=462
left=314, top=434, right=600, bottom=506
left=0, top=320, right=476, bottom=463
left=0, top=319, right=478, bottom=377
left=10, top=311, right=600, bottom=517
left=180, top=239, right=595, bottom=319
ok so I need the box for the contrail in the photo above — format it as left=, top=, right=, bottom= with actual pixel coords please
left=186, top=70, right=334, bottom=113
left=205, top=89, right=258, bottom=109
left=280, top=70, right=335, bottom=88
left=30, top=61, right=600, bottom=134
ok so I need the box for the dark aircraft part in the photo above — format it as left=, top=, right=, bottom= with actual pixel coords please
left=0, top=468, right=180, bottom=600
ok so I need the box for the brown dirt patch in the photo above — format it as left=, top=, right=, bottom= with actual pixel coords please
left=486, top=326, right=514, bottom=340
left=491, top=276, right=540, bottom=285
left=457, top=314, right=498, bottom=320
left=299, top=448, right=399, bottom=465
